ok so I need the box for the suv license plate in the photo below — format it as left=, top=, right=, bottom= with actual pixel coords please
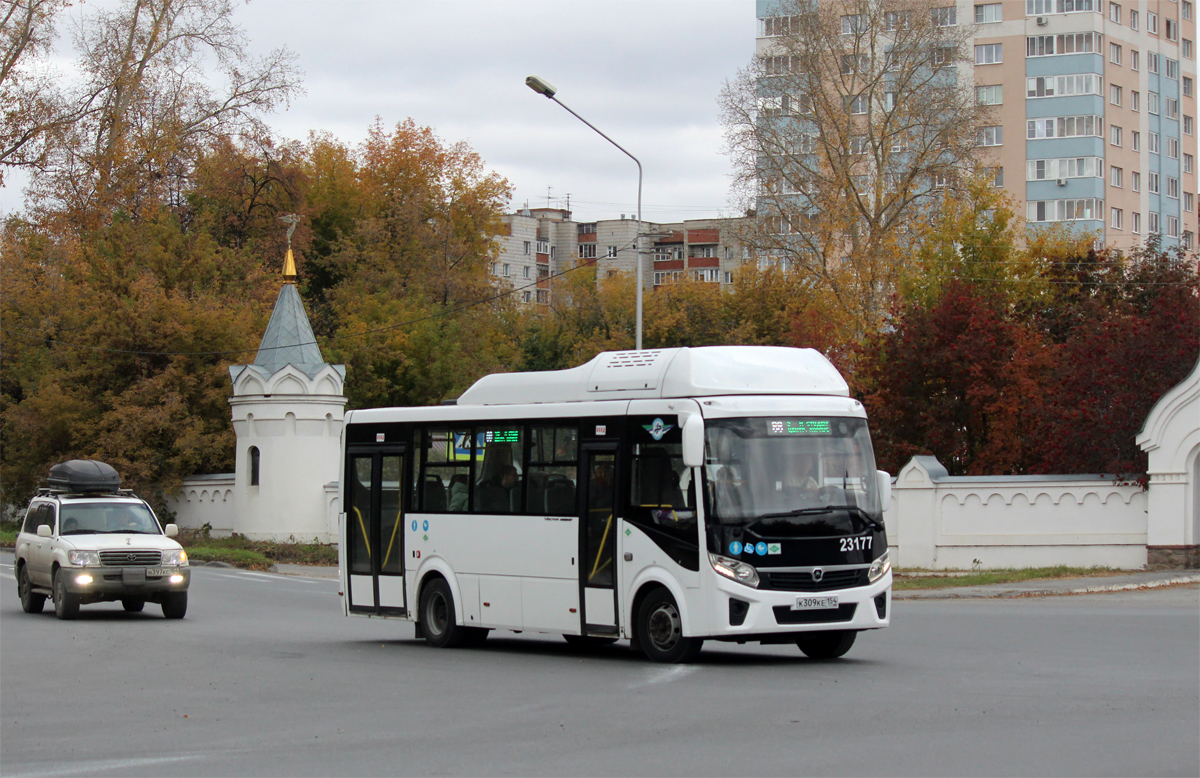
left=793, top=596, right=838, bottom=611
left=145, top=568, right=172, bottom=577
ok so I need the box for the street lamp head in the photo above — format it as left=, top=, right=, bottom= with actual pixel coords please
left=525, top=75, right=557, bottom=98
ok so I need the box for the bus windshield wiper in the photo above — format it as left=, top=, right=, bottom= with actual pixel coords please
left=749, top=505, right=885, bottom=533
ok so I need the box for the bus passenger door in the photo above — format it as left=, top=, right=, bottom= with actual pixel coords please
left=345, top=447, right=407, bottom=615
left=580, top=445, right=619, bottom=635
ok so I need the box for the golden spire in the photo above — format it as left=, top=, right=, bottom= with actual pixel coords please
left=279, top=214, right=301, bottom=284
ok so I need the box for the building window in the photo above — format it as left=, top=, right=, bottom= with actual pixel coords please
left=606, top=246, right=617, bottom=258
left=1110, top=2, right=1122, bottom=21
left=523, top=241, right=531, bottom=255
left=976, top=84, right=1003, bottom=104
left=523, top=265, right=531, bottom=279
left=1132, top=171, right=1141, bottom=191
left=841, top=14, right=866, bottom=33
left=1184, top=40, right=1194, bottom=59
left=1132, top=130, right=1140, bottom=150
left=1132, top=90, right=1140, bottom=111
left=1149, top=212, right=1160, bottom=234
left=1110, top=42, right=1122, bottom=64
left=1027, top=33, right=1101, bottom=58
left=522, top=290, right=531, bottom=303
left=1026, top=157, right=1103, bottom=180
left=1111, top=208, right=1123, bottom=229
left=1185, top=1, right=1194, bottom=20
left=502, top=263, right=511, bottom=276
left=1185, top=116, right=1194, bottom=135
left=994, top=167, right=1005, bottom=186
left=1184, top=231, right=1194, bottom=250
left=1026, top=0, right=1097, bottom=13
left=761, top=15, right=797, bottom=36
left=579, top=243, right=596, bottom=259
left=1167, top=59, right=1179, bottom=79
left=1149, top=132, right=1160, bottom=153
left=841, top=54, right=867, bottom=74
left=1026, top=198, right=1104, bottom=222
left=1131, top=8, right=1139, bottom=27
left=979, top=125, right=1004, bottom=146
left=1168, top=177, right=1180, bottom=198
left=931, top=6, right=957, bottom=26
left=1149, top=92, right=1160, bottom=114
left=1185, top=154, right=1195, bottom=174
left=975, top=43, right=1003, bottom=63
left=1149, top=172, right=1160, bottom=193
left=1166, top=19, right=1178, bottom=40
left=1133, top=212, right=1142, bottom=233
left=536, top=289, right=549, bottom=304
left=1028, top=115, right=1104, bottom=139
left=249, top=447, right=260, bottom=486
left=1110, top=124, right=1122, bottom=145
left=1185, top=77, right=1194, bottom=97
left=1167, top=215, right=1180, bottom=237
left=1186, top=192, right=1194, bottom=211
left=976, top=3, right=1003, bottom=22
left=1111, top=166, right=1123, bottom=187
left=1148, top=52, right=1159, bottom=72
left=1168, top=137, right=1180, bottom=158
left=1148, top=11, right=1158, bottom=32
left=1026, top=74, right=1102, bottom=98
left=1166, top=98, right=1179, bottom=119
left=1110, top=84, right=1122, bottom=105
left=1131, top=50, right=1140, bottom=70
left=847, top=95, right=868, bottom=114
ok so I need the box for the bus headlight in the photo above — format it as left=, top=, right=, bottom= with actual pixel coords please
left=868, top=551, right=891, bottom=583
left=709, top=553, right=760, bottom=588
left=161, top=549, right=188, bottom=567
left=68, top=550, right=100, bottom=567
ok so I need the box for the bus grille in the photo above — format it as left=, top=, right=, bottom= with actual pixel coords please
left=762, top=568, right=867, bottom=592
left=99, top=550, right=162, bottom=567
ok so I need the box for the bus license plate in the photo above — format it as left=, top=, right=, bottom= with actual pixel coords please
left=793, top=596, right=838, bottom=610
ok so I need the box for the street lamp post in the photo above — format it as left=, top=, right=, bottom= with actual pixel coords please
left=526, top=75, right=644, bottom=351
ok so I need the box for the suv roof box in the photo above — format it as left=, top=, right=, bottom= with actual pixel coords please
left=46, top=460, right=121, bottom=493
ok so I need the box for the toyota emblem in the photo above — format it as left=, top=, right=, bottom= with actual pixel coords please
left=126, top=553, right=136, bottom=562
left=811, top=568, right=824, bottom=582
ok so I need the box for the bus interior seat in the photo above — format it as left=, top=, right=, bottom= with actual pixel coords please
left=545, top=476, right=575, bottom=515
left=526, top=471, right=548, bottom=513
left=423, top=475, right=447, bottom=512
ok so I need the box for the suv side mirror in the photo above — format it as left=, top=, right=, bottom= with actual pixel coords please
left=877, top=470, right=892, bottom=510
left=681, top=414, right=705, bottom=469
left=164, top=524, right=179, bottom=538
left=37, top=524, right=52, bottom=538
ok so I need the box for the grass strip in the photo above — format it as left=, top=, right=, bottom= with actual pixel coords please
left=893, top=566, right=1121, bottom=590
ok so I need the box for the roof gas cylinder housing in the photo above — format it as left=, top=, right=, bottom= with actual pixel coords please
left=45, top=460, right=122, bottom=494
left=456, top=346, right=850, bottom=406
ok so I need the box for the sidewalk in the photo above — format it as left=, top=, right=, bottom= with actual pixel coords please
left=893, top=570, right=1200, bottom=600
left=269, top=562, right=338, bottom=579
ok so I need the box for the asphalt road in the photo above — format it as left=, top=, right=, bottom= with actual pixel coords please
left=2, top=555, right=1197, bottom=777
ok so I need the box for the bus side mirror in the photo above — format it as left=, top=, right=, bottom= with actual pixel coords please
left=682, top=415, right=704, bottom=469
left=877, top=470, right=892, bottom=510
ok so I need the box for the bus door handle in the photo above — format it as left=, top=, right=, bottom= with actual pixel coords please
left=624, top=553, right=632, bottom=562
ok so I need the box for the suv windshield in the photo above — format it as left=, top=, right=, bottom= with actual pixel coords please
left=704, top=417, right=881, bottom=536
left=59, top=503, right=161, bottom=535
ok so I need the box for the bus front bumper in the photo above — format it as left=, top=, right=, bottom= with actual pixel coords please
left=707, top=570, right=891, bottom=640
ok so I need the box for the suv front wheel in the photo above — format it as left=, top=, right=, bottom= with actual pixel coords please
left=53, top=569, right=80, bottom=620
left=18, top=565, right=45, bottom=614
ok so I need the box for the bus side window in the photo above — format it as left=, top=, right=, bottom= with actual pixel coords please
left=528, top=425, right=578, bottom=515
left=421, top=428, right=470, bottom=512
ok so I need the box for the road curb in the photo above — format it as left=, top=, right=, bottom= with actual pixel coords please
left=895, top=573, right=1200, bottom=600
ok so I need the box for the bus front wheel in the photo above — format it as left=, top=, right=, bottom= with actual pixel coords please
left=419, top=578, right=486, bottom=648
left=796, top=630, right=857, bottom=659
left=636, top=587, right=703, bottom=663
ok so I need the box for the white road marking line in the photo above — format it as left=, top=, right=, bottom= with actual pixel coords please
left=630, top=664, right=700, bottom=689
left=4, top=753, right=205, bottom=777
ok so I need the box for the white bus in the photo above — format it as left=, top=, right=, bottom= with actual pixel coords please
left=338, top=346, right=892, bottom=662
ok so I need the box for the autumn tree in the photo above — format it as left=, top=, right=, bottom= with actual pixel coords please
left=27, top=0, right=301, bottom=228
left=0, top=0, right=72, bottom=182
left=720, top=0, right=997, bottom=336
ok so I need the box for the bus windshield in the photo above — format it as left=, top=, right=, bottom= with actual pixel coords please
left=704, top=417, right=881, bottom=537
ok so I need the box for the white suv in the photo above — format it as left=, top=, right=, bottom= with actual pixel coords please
left=14, top=461, right=191, bottom=620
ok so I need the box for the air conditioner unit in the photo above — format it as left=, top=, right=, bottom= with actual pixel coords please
left=1056, top=177, right=1068, bottom=186
left=1037, top=15, right=1049, bottom=25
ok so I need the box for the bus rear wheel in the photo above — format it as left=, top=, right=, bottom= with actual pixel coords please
left=796, top=630, right=857, bottom=659
left=637, top=587, right=703, bottom=663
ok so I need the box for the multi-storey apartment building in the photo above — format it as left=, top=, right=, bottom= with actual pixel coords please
left=493, top=208, right=751, bottom=305
left=757, top=0, right=1197, bottom=250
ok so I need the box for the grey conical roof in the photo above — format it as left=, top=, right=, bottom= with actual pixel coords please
left=254, top=284, right=325, bottom=374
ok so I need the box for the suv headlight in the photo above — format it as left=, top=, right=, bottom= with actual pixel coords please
left=161, top=549, right=188, bottom=567
left=68, top=549, right=101, bottom=567
left=709, top=553, right=760, bottom=588
left=868, top=550, right=891, bottom=583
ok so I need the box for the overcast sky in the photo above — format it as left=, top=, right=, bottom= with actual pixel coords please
left=0, top=0, right=757, bottom=224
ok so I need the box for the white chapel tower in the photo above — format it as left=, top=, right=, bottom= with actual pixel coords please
left=227, top=241, right=347, bottom=542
